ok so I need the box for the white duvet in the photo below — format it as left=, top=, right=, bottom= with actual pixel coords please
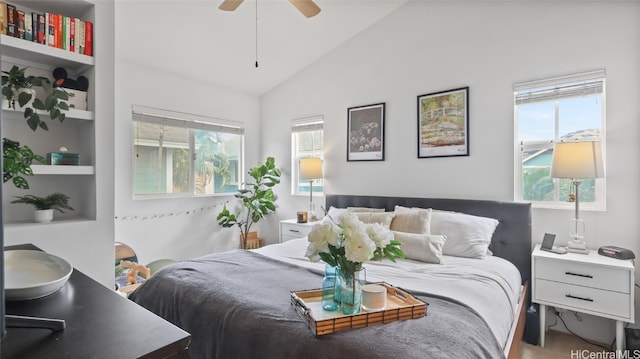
left=254, top=237, right=522, bottom=350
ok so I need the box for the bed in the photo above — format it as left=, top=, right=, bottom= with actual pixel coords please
left=129, top=194, right=531, bottom=359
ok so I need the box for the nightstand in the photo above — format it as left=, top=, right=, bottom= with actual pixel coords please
left=532, top=244, right=635, bottom=352
left=279, top=219, right=318, bottom=242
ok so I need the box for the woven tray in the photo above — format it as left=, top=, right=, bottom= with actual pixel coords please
left=291, top=282, right=427, bottom=336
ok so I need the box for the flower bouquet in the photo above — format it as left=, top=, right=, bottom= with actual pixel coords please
left=305, top=211, right=404, bottom=314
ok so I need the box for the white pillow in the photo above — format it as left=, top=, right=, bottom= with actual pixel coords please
left=431, top=210, right=499, bottom=259
left=390, top=205, right=431, bottom=234
left=355, top=212, right=395, bottom=228
left=323, top=206, right=347, bottom=223
left=347, top=207, right=385, bottom=212
left=392, top=231, right=446, bottom=264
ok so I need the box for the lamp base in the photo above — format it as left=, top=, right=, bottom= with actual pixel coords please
left=567, top=240, right=588, bottom=254
left=566, top=247, right=589, bottom=254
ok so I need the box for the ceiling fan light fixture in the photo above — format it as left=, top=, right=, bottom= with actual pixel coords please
left=218, top=0, right=321, bottom=18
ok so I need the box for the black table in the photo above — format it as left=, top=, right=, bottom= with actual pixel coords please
left=2, top=244, right=190, bottom=358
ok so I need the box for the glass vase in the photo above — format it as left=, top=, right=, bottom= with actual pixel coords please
left=321, top=264, right=339, bottom=311
left=339, top=268, right=364, bottom=315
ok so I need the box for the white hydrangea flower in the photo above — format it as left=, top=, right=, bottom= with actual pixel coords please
left=344, top=230, right=376, bottom=263
left=339, top=211, right=365, bottom=239
left=305, top=222, right=340, bottom=261
left=366, top=223, right=393, bottom=249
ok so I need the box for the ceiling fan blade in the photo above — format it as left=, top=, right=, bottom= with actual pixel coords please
left=288, top=0, right=321, bottom=18
left=219, top=0, right=244, bottom=11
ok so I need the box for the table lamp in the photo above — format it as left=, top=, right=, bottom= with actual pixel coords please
left=299, top=157, right=323, bottom=221
left=550, top=140, right=604, bottom=253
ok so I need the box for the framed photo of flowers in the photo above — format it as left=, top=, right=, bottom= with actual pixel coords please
left=417, top=87, right=469, bottom=158
left=347, top=103, right=385, bottom=161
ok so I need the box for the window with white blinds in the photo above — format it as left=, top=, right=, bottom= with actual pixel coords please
left=132, top=105, right=244, bottom=197
left=291, top=116, right=324, bottom=196
left=513, top=70, right=606, bottom=209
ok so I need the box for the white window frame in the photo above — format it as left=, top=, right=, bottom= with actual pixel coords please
left=513, top=70, right=606, bottom=210
left=291, top=116, right=324, bottom=196
left=132, top=105, right=245, bottom=199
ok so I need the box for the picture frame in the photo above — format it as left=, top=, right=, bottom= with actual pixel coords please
left=347, top=103, right=385, bottom=161
left=417, top=87, right=469, bottom=158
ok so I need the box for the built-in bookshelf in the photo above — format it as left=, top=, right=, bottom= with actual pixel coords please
left=1, top=0, right=96, bottom=225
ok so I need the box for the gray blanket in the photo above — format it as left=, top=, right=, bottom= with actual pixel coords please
left=129, top=250, right=504, bottom=359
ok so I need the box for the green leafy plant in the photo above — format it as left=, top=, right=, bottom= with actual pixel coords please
left=11, top=192, right=74, bottom=212
left=217, top=157, right=281, bottom=249
left=2, top=138, right=45, bottom=189
left=2, top=65, right=70, bottom=131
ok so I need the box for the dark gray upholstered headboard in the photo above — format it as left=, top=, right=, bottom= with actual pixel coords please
left=325, top=194, right=532, bottom=289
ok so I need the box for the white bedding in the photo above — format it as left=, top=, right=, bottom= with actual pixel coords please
left=254, top=237, right=522, bottom=349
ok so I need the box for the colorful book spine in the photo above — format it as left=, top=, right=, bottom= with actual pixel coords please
left=6, top=4, right=15, bottom=37
left=37, top=13, right=45, bottom=44
left=69, top=17, right=75, bottom=52
left=30, top=12, right=37, bottom=42
left=78, top=19, right=85, bottom=54
left=84, top=20, right=92, bottom=56
left=56, top=13, right=62, bottom=48
left=74, top=18, right=80, bottom=53
left=0, top=2, right=7, bottom=35
left=46, top=13, right=54, bottom=46
left=24, top=11, right=32, bottom=41
left=16, top=9, right=23, bottom=38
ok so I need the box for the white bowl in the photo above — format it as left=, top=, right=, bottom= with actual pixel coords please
left=4, top=250, right=73, bottom=301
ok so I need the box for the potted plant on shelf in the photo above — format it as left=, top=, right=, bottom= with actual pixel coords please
left=11, top=192, right=74, bottom=223
left=2, top=65, right=70, bottom=131
left=217, top=157, right=281, bottom=249
left=3, top=138, right=45, bottom=189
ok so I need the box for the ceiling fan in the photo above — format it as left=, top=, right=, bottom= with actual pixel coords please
left=219, top=0, right=321, bottom=18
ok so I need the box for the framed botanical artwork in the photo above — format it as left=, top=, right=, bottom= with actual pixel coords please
left=417, top=87, right=469, bottom=158
left=347, top=103, right=385, bottom=161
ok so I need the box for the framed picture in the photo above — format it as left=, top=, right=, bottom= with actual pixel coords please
left=417, top=87, right=469, bottom=158
left=347, top=103, right=385, bottom=161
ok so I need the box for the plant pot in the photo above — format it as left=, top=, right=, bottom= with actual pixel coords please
left=240, top=231, right=263, bottom=249
left=34, top=209, right=54, bottom=223
left=2, top=88, right=35, bottom=110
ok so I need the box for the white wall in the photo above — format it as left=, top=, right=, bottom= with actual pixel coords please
left=112, top=60, right=261, bottom=265
left=260, top=1, right=640, bottom=343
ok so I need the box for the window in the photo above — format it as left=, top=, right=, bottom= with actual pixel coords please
left=132, top=106, right=244, bottom=197
left=514, top=70, right=606, bottom=210
left=291, top=117, right=324, bottom=196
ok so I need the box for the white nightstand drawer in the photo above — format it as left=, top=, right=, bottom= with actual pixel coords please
left=535, top=279, right=631, bottom=319
left=279, top=219, right=317, bottom=242
left=535, top=257, right=630, bottom=293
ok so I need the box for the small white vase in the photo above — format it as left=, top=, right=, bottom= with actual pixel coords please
left=34, top=209, right=54, bottom=223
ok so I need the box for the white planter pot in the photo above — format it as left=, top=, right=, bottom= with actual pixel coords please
left=34, top=209, right=54, bottom=223
left=2, top=88, right=36, bottom=110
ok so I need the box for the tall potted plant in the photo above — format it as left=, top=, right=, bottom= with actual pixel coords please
left=217, top=157, right=281, bottom=249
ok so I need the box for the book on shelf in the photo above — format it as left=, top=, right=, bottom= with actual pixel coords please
left=84, top=20, right=92, bottom=56
left=36, top=13, right=45, bottom=44
left=24, top=10, right=32, bottom=41
left=46, top=12, right=54, bottom=46
left=6, top=3, right=15, bottom=37
left=16, top=8, right=23, bottom=39
left=0, top=2, right=7, bottom=35
left=78, top=19, right=85, bottom=54
left=69, top=17, right=75, bottom=52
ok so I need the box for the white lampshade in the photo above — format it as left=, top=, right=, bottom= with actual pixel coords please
left=299, top=158, right=323, bottom=180
left=550, top=141, right=604, bottom=179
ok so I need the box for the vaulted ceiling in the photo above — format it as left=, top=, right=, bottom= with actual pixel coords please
left=116, top=0, right=408, bottom=96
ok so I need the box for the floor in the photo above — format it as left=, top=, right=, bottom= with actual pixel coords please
left=520, top=330, right=612, bottom=359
